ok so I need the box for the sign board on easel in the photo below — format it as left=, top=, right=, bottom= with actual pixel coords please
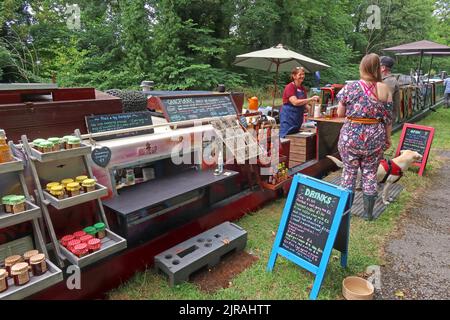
left=267, top=174, right=351, bottom=300
left=396, top=123, right=434, bottom=176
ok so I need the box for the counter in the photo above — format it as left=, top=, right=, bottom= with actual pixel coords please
left=307, top=117, right=345, bottom=160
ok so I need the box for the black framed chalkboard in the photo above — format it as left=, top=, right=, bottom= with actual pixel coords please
left=158, top=93, right=238, bottom=122
left=85, top=111, right=153, bottom=141
left=281, top=184, right=340, bottom=267
left=399, top=127, right=430, bottom=163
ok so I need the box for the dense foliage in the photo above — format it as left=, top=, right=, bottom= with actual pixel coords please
left=0, top=0, right=448, bottom=97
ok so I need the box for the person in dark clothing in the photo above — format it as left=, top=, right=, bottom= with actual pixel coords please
left=279, top=67, right=319, bottom=138
left=380, top=56, right=400, bottom=122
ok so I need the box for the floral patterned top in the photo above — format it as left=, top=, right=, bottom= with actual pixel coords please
left=336, top=81, right=393, bottom=152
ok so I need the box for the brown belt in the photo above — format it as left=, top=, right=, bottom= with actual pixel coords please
left=346, top=117, right=381, bottom=124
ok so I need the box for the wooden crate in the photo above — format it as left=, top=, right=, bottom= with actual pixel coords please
left=286, top=132, right=316, bottom=168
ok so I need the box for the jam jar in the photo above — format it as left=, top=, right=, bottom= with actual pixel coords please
left=32, top=139, right=46, bottom=153
left=10, top=195, right=26, bottom=214
left=62, top=136, right=74, bottom=149
left=47, top=137, right=61, bottom=151
left=72, top=243, right=89, bottom=258
left=0, top=269, right=8, bottom=292
left=60, top=234, right=75, bottom=247
left=81, top=179, right=96, bottom=193
left=67, top=239, right=81, bottom=252
left=73, top=230, right=86, bottom=239
left=23, top=250, right=39, bottom=264
left=30, top=254, right=47, bottom=276
left=11, top=262, right=30, bottom=286
left=46, top=182, right=61, bottom=192
left=40, top=141, right=53, bottom=153
left=79, top=234, right=94, bottom=244
left=83, top=226, right=97, bottom=237
left=87, top=238, right=101, bottom=253
left=5, top=255, right=22, bottom=277
left=50, top=185, right=65, bottom=199
left=67, top=137, right=81, bottom=149
left=61, top=178, right=74, bottom=189
left=2, top=195, right=14, bottom=213
left=75, top=175, right=88, bottom=184
left=66, top=182, right=81, bottom=197
left=94, top=222, right=106, bottom=239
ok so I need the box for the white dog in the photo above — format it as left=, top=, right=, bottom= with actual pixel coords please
left=326, top=150, right=423, bottom=205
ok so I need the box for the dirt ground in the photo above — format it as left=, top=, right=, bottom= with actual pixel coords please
left=378, top=151, right=450, bottom=300
left=191, top=250, right=259, bottom=293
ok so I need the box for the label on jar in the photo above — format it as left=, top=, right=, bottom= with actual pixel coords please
left=40, top=261, right=48, bottom=273
left=16, top=272, right=29, bottom=285
left=0, top=278, right=7, bottom=292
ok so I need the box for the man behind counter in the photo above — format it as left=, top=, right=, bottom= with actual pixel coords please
left=380, top=56, right=400, bottom=122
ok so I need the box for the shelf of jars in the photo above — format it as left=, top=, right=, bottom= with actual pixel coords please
left=42, top=183, right=108, bottom=210
left=0, top=258, right=63, bottom=300
left=0, top=156, right=23, bottom=174
left=0, top=200, right=41, bottom=229
left=58, top=228, right=127, bottom=268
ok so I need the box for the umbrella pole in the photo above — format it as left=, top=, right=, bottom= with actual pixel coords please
left=272, top=63, right=279, bottom=108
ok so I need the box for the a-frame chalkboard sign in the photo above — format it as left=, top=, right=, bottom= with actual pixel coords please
left=267, top=174, right=352, bottom=300
left=395, top=123, right=434, bottom=176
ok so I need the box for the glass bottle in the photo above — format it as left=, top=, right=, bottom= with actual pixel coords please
left=126, top=169, right=135, bottom=185
left=0, top=129, right=13, bottom=163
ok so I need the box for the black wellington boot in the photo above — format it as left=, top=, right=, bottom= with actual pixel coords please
left=363, top=194, right=377, bottom=221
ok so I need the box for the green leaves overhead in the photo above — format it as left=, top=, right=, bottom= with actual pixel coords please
left=0, top=0, right=448, bottom=91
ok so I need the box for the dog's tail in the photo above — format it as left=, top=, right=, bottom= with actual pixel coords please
left=326, top=155, right=344, bottom=168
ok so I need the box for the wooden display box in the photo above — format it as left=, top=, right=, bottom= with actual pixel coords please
left=286, top=132, right=316, bottom=168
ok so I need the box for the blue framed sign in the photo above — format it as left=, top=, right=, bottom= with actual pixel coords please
left=267, top=173, right=352, bottom=300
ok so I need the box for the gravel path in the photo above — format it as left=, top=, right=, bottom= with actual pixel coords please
left=378, top=151, right=450, bottom=300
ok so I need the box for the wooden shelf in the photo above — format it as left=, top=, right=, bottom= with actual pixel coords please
left=29, top=143, right=91, bottom=162
left=260, top=176, right=292, bottom=191
left=58, top=229, right=127, bottom=268
left=43, top=183, right=108, bottom=210
left=0, top=201, right=41, bottom=229
left=0, top=259, right=63, bottom=300
left=0, top=157, right=23, bottom=174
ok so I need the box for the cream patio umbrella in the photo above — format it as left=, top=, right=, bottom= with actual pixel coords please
left=233, top=44, right=330, bottom=107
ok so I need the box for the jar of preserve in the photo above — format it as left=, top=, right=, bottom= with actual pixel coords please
left=11, top=262, right=29, bottom=286
left=79, top=234, right=94, bottom=244
left=60, top=234, right=75, bottom=247
left=72, top=243, right=88, bottom=258
left=66, top=182, right=81, bottom=197
left=32, top=138, right=46, bottom=153
left=62, top=136, right=74, bottom=149
left=10, top=195, right=26, bottom=214
left=0, top=269, right=8, bottom=293
left=67, top=137, right=81, bottom=149
left=50, top=185, right=65, bottom=199
left=23, top=250, right=39, bottom=264
left=40, top=141, right=53, bottom=153
left=61, top=178, right=74, bottom=189
left=2, top=195, right=14, bottom=213
left=73, top=230, right=86, bottom=239
left=83, top=226, right=97, bottom=237
left=67, top=239, right=81, bottom=252
left=87, top=238, right=101, bottom=253
left=82, top=179, right=96, bottom=193
left=47, top=137, right=61, bottom=151
left=30, top=254, right=47, bottom=276
left=94, top=222, right=106, bottom=239
left=75, top=175, right=88, bottom=184
left=5, top=255, right=22, bottom=277
left=46, top=182, right=60, bottom=192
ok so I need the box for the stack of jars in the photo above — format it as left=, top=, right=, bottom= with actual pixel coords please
left=1, top=195, right=26, bottom=214
left=268, top=162, right=289, bottom=185
left=60, top=222, right=106, bottom=258
left=0, top=129, right=13, bottom=163
left=32, top=135, right=81, bottom=153
left=0, top=250, right=48, bottom=292
left=45, top=176, right=96, bottom=199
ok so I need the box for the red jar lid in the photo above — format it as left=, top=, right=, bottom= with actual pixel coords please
left=67, top=239, right=81, bottom=250
left=60, top=235, right=75, bottom=246
left=73, top=230, right=87, bottom=239
left=87, top=238, right=101, bottom=251
left=79, top=234, right=94, bottom=243
left=72, top=243, right=88, bottom=256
